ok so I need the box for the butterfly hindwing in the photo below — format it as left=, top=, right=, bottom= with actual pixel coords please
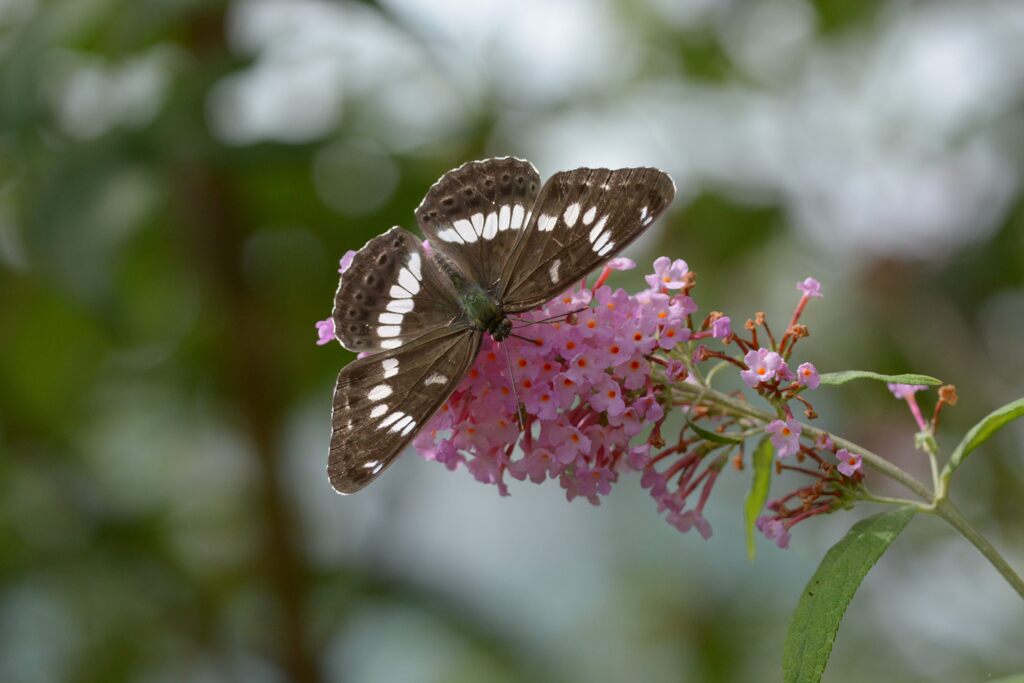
left=333, top=227, right=462, bottom=353
left=329, top=327, right=483, bottom=493
left=415, top=157, right=540, bottom=293
left=499, top=167, right=675, bottom=311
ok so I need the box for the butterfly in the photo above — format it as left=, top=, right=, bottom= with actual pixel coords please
left=328, top=157, right=675, bottom=494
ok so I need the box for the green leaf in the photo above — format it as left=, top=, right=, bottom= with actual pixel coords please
left=817, top=370, right=942, bottom=387
left=942, top=397, right=1024, bottom=480
left=744, top=437, right=775, bottom=560
left=687, top=419, right=744, bottom=445
left=783, top=507, right=916, bottom=683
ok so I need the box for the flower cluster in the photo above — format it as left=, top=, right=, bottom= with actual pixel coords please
left=318, top=254, right=881, bottom=548
left=414, top=257, right=692, bottom=509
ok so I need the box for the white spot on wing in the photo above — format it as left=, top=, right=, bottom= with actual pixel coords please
left=377, top=325, right=401, bottom=338
left=589, top=216, right=608, bottom=243
left=408, top=252, right=422, bottom=280
left=471, top=212, right=484, bottom=236
left=498, top=205, right=511, bottom=231
left=378, top=312, right=403, bottom=325
left=453, top=218, right=477, bottom=243
left=381, top=339, right=402, bottom=349
left=379, top=411, right=404, bottom=428
left=368, top=384, right=392, bottom=401
left=398, top=268, right=420, bottom=294
left=598, top=241, right=615, bottom=256
left=391, top=415, right=413, bottom=433
left=389, top=285, right=411, bottom=299
left=593, top=231, right=611, bottom=253
left=511, top=204, right=525, bottom=229
left=400, top=420, right=417, bottom=437
left=381, top=358, right=399, bottom=378
left=482, top=211, right=498, bottom=239
left=425, top=373, right=448, bottom=385
left=582, top=206, right=597, bottom=225
left=537, top=214, right=557, bottom=232
left=370, top=404, right=388, bottom=418
left=549, top=259, right=561, bottom=283
left=387, top=298, right=414, bottom=313
left=438, top=228, right=463, bottom=244
left=563, top=203, right=580, bottom=227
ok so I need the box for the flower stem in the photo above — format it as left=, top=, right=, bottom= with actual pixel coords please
left=672, top=383, right=1024, bottom=599
left=672, top=383, right=933, bottom=501
left=931, top=500, right=1024, bottom=600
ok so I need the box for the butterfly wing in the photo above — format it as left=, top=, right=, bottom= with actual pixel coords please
left=415, top=157, right=540, bottom=294
left=333, top=226, right=463, bottom=353
left=329, top=327, right=483, bottom=494
left=498, top=167, right=675, bottom=312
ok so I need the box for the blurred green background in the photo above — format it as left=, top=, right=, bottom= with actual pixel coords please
left=2, top=0, right=1023, bottom=681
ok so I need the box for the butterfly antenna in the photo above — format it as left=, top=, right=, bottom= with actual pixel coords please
left=509, top=306, right=589, bottom=328
left=501, top=341, right=528, bottom=431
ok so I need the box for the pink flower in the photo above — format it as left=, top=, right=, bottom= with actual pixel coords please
left=887, top=383, right=927, bottom=400
left=741, top=348, right=784, bottom=388
left=590, top=377, right=626, bottom=416
left=797, top=362, right=820, bottom=389
left=667, top=510, right=714, bottom=539
left=766, top=418, right=802, bottom=459
left=315, top=317, right=335, bottom=345
left=339, top=250, right=356, bottom=274
left=756, top=517, right=791, bottom=549
left=711, top=315, right=731, bottom=339
left=836, top=448, right=862, bottom=477
left=815, top=433, right=834, bottom=451
left=607, top=257, right=636, bottom=271
left=645, top=256, right=690, bottom=290
left=796, top=277, right=822, bottom=298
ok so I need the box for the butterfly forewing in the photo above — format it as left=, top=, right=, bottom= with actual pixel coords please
left=499, top=167, right=675, bottom=311
left=415, top=157, right=540, bottom=294
left=333, top=227, right=463, bottom=353
left=329, top=327, right=483, bottom=493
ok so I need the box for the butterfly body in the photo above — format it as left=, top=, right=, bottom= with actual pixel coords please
left=458, top=285, right=511, bottom=341
left=328, top=158, right=675, bottom=494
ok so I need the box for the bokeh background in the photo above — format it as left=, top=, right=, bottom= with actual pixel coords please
left=2, top=0, right=1023, bottom=681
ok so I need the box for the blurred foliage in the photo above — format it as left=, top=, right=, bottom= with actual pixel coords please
left=2, top=1, right=1023, bottom=682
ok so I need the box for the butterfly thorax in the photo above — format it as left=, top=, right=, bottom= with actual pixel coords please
left=428, top=246, right=512, bottom=341
left=459, top=286, right=511, bottom=341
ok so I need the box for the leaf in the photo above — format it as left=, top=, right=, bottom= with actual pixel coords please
left=942, top=397, right=1024, bottom=480
left=744, top=437, right=774, bottom=560
left=783, top=507, right=916, bottom=683
left=817, top=370, right=942, bottom=387
left=687, top=419, right=744, bottom=445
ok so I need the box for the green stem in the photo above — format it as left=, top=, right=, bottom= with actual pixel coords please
left=930, top=501, right=1024, bottom=600
left=672, top=384, right=1024, bottom=599
left=672, top=384, right=934, bottom=502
